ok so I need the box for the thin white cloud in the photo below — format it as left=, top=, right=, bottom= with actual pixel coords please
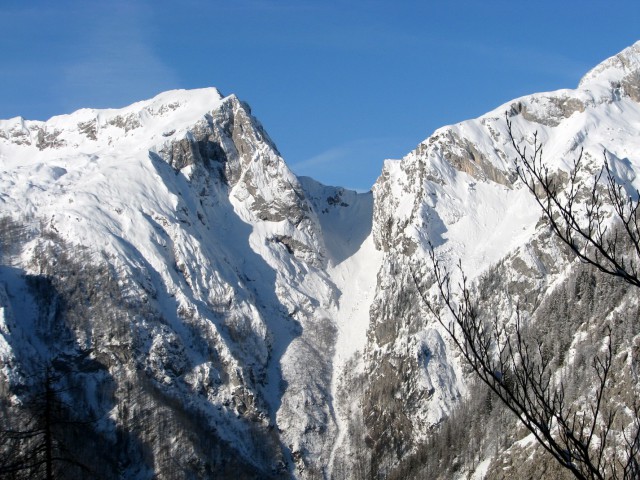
left=291, top=144, right=356, bottom=170
left=290, top=137, right=404, bottom=170
left=289, top=136, right=412, bottom=190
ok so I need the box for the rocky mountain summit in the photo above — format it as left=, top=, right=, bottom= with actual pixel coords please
left=1, top=42, right=640, bottom=479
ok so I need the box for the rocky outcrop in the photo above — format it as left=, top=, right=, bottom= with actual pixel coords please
left=157, top=95, right=324, bottom=267
left=35, top=127, right=66, bottom=150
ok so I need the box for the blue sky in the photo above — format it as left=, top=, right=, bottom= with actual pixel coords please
left=1, top=1, right=639, bottom=190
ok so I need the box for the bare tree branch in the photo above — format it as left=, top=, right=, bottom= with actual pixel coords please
left=507, top=114, right=640, bottom=288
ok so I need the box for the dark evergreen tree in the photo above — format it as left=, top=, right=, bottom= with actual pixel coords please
left=0, top=366, right=97, bottom=479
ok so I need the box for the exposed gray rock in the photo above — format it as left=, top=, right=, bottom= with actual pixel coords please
left=509, top=96, right=586, bottom=127
left=9, top=127, right=31, bottom=145
left=438, top=131, right=512, bottom=185
left=108, top=113, right=142, bottom=133
left=77, top=119, right=98, bottom=140
left=35, top=127, right=66, bottom=150
left=621, top=70, right=640, bottom=102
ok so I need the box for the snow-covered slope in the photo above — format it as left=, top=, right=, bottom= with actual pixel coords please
left=1, top=42, right=640, bottom=479
left=0, top=87, right=355, bottom=477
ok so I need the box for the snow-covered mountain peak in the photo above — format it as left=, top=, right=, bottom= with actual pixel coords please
left=373, top=41, right=640, bottom=279
left=0, top=87, right=226, bottom=153
left=578, top=40, right=640, bottom=99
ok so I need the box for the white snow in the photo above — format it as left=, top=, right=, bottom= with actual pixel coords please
left=469, top=458, right=492, bottom=480
left=328, top=233, right=382, bottom=367
left=1, top=40, right=640, bottom=477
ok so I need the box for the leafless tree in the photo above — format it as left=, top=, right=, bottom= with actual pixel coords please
left=414, top=116, right=640, bottom=479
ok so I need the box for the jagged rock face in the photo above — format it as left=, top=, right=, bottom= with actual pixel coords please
left=156, top=95, right=324, bottom=266
left=1, top=42, right=640, bottom=480
left=579, top=40, right=640, bottom=100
